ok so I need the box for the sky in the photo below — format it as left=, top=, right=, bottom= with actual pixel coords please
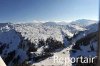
left=0, top=0, right=99, bottom=23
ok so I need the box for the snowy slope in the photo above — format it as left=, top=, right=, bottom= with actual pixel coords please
left=70, top=28, right=97, bottom=66
left=0, top=19, right=98, bottom=66
left=13, top=22, right=86, bottom=43
left=0, top=26, right=28, bottom=66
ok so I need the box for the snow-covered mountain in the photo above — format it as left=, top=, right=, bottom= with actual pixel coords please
left=42, top=22, right=57, bottom=26
left=70, top=19, right=97, bottom=27
left=0, top=19, right=98, bottom=66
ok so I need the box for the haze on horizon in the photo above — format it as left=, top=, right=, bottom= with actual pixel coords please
left=0, top=0, right=99, bottom=23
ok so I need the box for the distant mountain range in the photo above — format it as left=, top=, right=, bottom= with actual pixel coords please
left=42, top=19, right=97, bottom=26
